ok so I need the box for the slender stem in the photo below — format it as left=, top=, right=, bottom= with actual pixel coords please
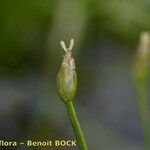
left=65, top=101, right=88, bottom=150
left=135, top=82, right=150, bottom=150
left=133, top=31, right=150, bottom=149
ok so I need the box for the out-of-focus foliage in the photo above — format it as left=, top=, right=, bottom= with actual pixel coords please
left=0, top=0, right=149, bottom=74
left=0, top=0, right=57, bottom=74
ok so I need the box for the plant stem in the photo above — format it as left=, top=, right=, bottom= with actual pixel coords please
left=135, top=82, right=150, bottom=150
left=133, top=32, right=150, bottom=150
left=65, top=101, right=88, bottom=150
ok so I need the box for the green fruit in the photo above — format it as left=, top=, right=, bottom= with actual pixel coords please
left=57, top=51, right=77, bottom=103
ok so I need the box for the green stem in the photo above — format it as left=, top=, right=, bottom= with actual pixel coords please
left=65, top=101, right=88, bottom=150
left=136, top=82, right=150, bottom=150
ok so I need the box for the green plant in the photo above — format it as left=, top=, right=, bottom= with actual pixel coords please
left=56, top=39, right=88, bottom=150
left=133, top=32, right=150, bottom=150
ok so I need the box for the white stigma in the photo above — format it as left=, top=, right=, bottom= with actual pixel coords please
left=60, top=41, right=67, bottom=52
left=60, top=38, right=74, bottom=52
left=69, top=39, right=74, bottom=51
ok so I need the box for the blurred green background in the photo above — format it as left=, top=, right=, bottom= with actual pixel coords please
left=0, top=0, right=150, bottom=149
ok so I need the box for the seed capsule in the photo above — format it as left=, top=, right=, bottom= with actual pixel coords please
left=134, top=32, right=150, bottom=84
left=57, top=39, right=77, bottom=103
left=137, top=32, right=150, bottom=66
